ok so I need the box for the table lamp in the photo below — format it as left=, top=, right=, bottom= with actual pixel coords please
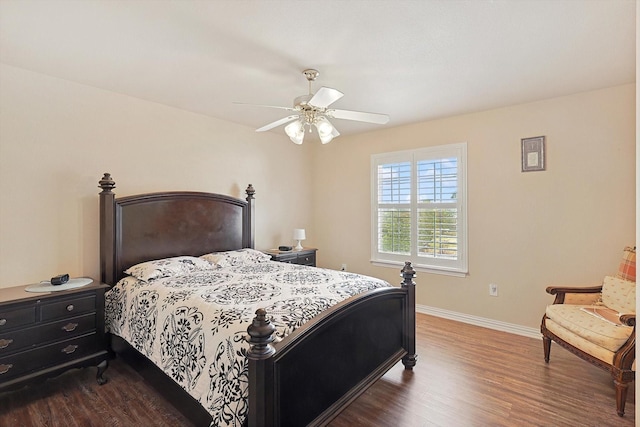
left=293, top=229, right=306, bottom=250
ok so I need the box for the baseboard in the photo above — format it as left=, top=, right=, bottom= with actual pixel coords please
left=416, top=304, right=541, bottom=340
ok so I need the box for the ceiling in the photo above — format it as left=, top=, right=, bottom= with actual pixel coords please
left=0, top=0, right=635, bottom=138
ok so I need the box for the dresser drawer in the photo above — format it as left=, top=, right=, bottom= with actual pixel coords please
left=0, top=313, right=96, bottom=356
left=0, top=333, right=101, bottom=381
left=41, top=295, right=96, bottom=321
left=0, top=306, right=36, bottom=332
left=0, top=282, right=109, bottom=391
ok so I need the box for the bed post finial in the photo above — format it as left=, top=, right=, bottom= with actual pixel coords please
left=245, top=184, right=255, bottom=199
left=401, top=261, right=416, bottom=286
left=98, top=173, right=116, bottom=193
left=246, top=308, right=276, bottom=360
left=401, top=261, right=418, bottom=370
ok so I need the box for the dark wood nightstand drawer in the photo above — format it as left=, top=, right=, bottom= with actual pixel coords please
left=41, top=295, right=96, bottom=321
left=275, top=253, right=298, bottom=263
left=264, top=248, right=317, bottom=267
left=298, top=253, right=316, bottom=266
left=0, top=306, right=36, bottom=332
left=0, top=333, right=101, bottom=381
left=0, top=313, right=97, bottom=356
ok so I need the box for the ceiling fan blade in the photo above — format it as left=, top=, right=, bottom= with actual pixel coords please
left=256, top=115, right=299, bottom=132
left=329, top=109, right=390, bottom=124
left=234, top=102, right=296, bottom=112
left=308, top=87, right=344, bottom=108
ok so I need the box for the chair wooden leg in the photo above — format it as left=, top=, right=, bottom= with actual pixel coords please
left=614, top=379, right=628, bottom=417
left=542, top=336, right=551, bottom=363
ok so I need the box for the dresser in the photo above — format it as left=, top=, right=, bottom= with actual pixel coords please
left=0, top=281, right=110, bottom=391
left=264, top=248, right=317, bottom=266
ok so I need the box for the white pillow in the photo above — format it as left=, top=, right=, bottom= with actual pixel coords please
left=124, top=256, right=214, bottom=282
left=200, top=248, right=271, bottom=268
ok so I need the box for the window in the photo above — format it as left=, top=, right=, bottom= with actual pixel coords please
left=371, top=143, right=467, bottom=275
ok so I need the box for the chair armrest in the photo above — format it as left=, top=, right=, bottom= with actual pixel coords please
left=619, top=313, right=636, bottom=327
left=545, top=285, right=603, bottom=304
left=613, top=314, right=636, bottom=370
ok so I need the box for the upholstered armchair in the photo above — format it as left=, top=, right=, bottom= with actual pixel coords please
left=540, top=247, right=636, bottom=417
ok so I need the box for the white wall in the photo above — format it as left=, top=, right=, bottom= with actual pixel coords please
left=0, top=64, right=313, bottom=288
left=312, top=84, right=636, bottom=330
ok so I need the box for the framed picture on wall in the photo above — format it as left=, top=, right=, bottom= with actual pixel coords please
left=521, top=136, right=545, bottom=172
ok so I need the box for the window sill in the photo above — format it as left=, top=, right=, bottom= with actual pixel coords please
left=370, top=259, right=468, bottom=278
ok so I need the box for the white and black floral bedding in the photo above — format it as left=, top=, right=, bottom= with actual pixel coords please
left=105, top=253, right=390, bottom=427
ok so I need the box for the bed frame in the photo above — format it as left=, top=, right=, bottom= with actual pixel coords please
left=98, top=173, right=417, bottom=427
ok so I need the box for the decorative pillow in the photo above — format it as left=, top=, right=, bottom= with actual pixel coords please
left=201, top=248, right=271, bottom=268
left=615, top=246, right=636, bottom=282
left=601, top=275, right=636, bottom=314
left=124, top=256, right=213, bottom=282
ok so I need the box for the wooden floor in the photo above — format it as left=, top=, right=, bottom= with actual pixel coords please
left=0, top=314, right=634, bottom=426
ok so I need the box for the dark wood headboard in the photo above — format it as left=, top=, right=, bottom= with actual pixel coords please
left=98, top=173, right=255, bottom=285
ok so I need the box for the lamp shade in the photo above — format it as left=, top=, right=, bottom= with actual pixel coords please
left=315, top=117, right=335, bottom=144
left=285, top=120, right=305, bottom=145
left=316, top=117, right=333, bottom=137
left=293, top=229, right=306, bottom=241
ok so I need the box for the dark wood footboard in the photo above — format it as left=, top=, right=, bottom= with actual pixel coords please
left=247, top=262, right=417, bottom=427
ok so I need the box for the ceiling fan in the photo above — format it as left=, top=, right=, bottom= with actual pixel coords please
left=240, top=69, right=389, bottom=144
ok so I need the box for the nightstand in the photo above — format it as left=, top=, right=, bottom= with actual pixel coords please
left=264, top=248, right=317, bottom=267
left=0, top=280, right=110, bottom=392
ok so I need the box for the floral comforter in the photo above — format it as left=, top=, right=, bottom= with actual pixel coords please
left=105, top=257, right=389, bottom=426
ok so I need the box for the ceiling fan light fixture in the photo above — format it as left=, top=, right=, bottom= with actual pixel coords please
left=316, top=117, right=333, bottom=136
left=285, top=120, right=305, bottom=144
left=321, top=125, right=341, bottom=144
left=315, top=116, right=336, bottom=144
left=245, top=68, right=388, bottom=145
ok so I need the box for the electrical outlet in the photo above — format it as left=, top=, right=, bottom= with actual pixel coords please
left=341, top=263, right=347, bottom=271
left=489, top=283, right=499, bottom=297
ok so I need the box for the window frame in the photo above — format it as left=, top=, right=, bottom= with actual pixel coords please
left=370, top=142, right=468, bottom=276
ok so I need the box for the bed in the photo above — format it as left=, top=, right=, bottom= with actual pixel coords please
left=98, top=173, right=417, bottom=427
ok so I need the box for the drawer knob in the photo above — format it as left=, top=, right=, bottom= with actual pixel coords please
left=66, top=304, right=74, bottom=312
left=0, top=319, right=6, bottom=326
left=0, top=338, right=13, bottom=349
left=61, top=323, right=78, bottom=332
left=0, top=363, right=13, bottom=375
left=61, top=344, right=78, bottom=355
